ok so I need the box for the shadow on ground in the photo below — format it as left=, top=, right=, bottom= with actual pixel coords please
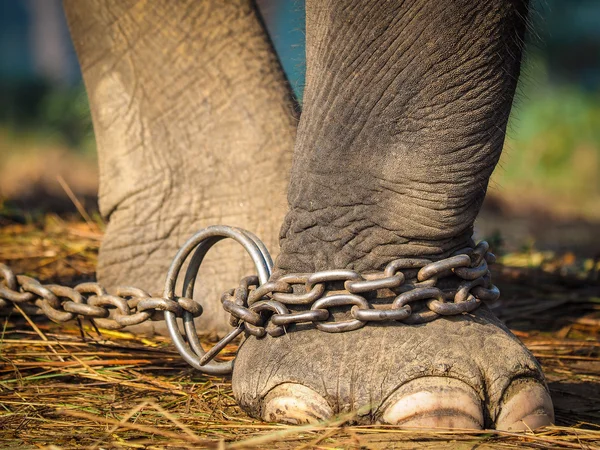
left=550, top=381, right=600, bottom=427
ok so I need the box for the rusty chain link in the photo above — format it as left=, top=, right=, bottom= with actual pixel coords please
left=0, top=225, right=500, bottom=375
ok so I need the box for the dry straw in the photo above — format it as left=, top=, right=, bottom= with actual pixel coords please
left=1, top=218, right=598, bottom=449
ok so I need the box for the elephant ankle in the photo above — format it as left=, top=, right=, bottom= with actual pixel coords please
left=98, top=210, right=190, bottom=293
left=97, top=193, right=284, bottom=336
left=275, top=205, right=475, bottom=274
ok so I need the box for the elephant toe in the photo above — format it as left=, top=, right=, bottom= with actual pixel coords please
left=261, top=383, right=333, bottom=424
left=380, top=377, right=484, bottom=430
left=495, top=379, right=554, bottom=431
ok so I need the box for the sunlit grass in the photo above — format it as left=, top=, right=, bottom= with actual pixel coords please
left=494, top=58, right=600, bottom=219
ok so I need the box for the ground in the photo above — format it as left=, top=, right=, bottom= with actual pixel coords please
left=0, top=215, right=598, bottom=449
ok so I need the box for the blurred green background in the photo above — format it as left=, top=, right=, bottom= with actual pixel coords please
left=0, top=0, right=598, bottom=256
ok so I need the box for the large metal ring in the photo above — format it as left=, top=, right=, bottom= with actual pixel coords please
left=164, top=226, right=272, bottom=375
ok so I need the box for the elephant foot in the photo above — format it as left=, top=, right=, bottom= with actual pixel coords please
left=98, top=202, right=281, bottom=336
left=232, top=306, right=554, bottom=430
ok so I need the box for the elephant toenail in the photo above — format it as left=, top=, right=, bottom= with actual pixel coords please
left=380, top=377, right=484, bottom=429
left=261, top=383, right=333, bottom=424
left=495, top=379, right=554, bottom=431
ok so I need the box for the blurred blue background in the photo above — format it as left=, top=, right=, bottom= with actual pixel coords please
left=0, top=0, right=598, bottom=255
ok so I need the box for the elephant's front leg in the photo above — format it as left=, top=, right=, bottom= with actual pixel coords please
left=233, top=0, right=554, bottom=430
left=64, top=0, right=296, bottom=335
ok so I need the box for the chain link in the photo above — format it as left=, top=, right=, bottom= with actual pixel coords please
left=0, top=224, right=500, bottom=375
left=0, top=263, right=202, bottom=330
left=216, top=240, right=500, bottom=360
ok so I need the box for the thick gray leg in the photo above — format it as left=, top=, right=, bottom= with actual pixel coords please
left=64, top=0, right=296, bottom=334
left=233, top=0, right=553, bottom=429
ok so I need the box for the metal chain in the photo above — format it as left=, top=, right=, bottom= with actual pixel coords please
left=0, top=264, right=202, bottom=330
left=218, top=241, right=499, bottom=339
left=0, top=225, right=500, bottom=375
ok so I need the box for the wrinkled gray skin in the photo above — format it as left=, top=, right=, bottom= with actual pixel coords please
left=64, top=0, right=554, bottom=429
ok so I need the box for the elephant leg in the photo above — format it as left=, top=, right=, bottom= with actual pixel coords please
left=233, top=0, right=554, bottom=430
left=64, top=0, right=296, bottom=334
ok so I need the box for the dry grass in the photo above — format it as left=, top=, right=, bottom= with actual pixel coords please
left=1, top=217, right=599, bottom=449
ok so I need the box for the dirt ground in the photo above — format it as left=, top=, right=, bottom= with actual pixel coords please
left=0, top=215, right=598, bottom=449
